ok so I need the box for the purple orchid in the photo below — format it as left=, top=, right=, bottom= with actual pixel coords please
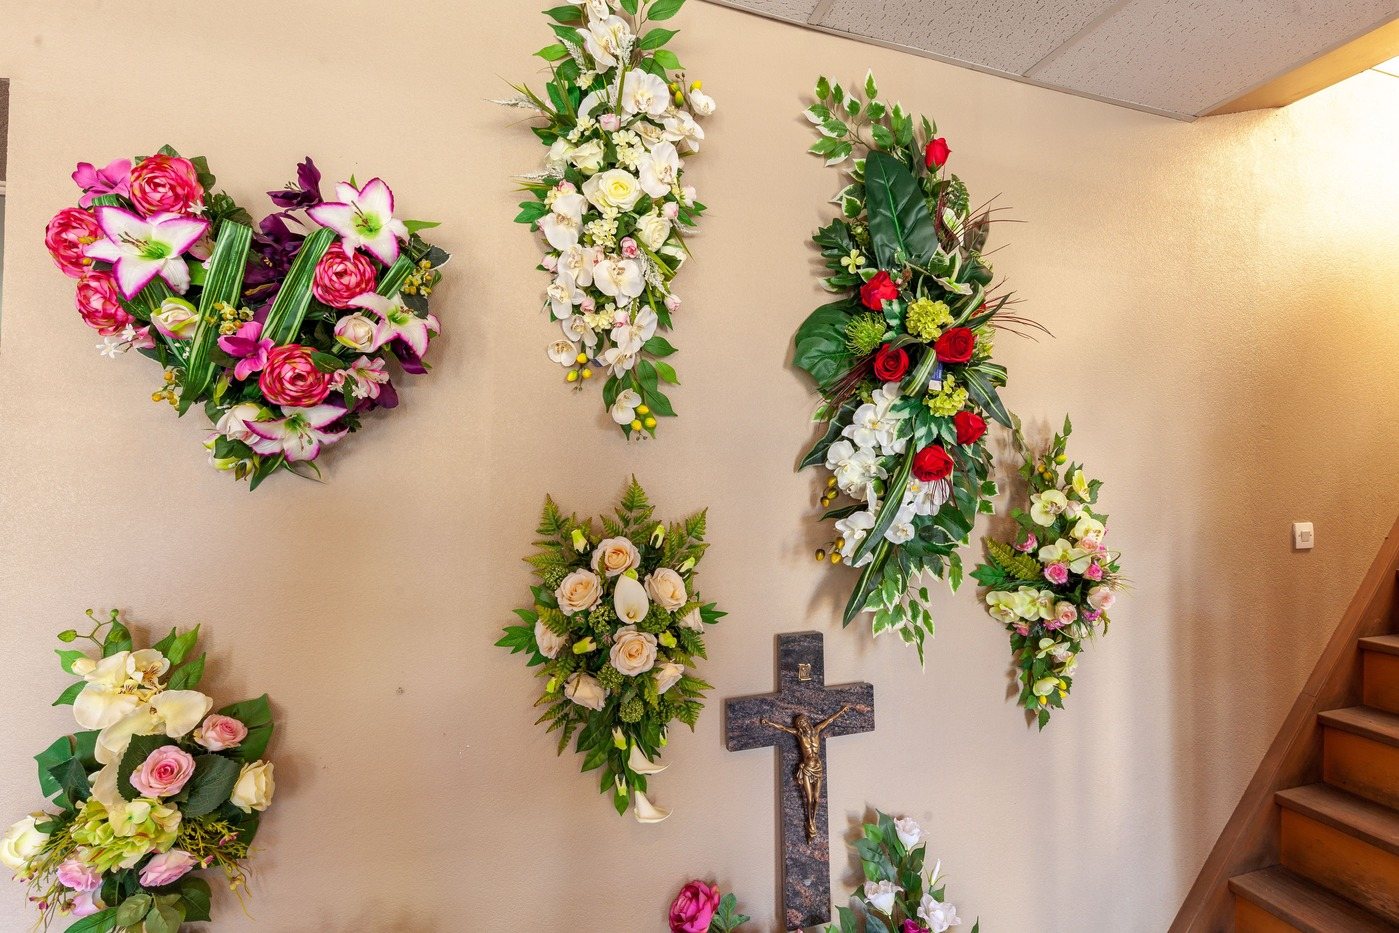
left=245, top=403, right=347, bottom=462
left=72, top=158, right=132, bottom=208
left=246, top=213, right=306, bottom=292
left=217, top=321, right=275, bottom=381
left=84, top=207, right=208, bottom=298
left=267, top=157, right=323, bottom=210
left=308, top=178, right=408, bottom=265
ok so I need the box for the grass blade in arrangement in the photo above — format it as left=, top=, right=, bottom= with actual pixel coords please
left=179, top=221, right=251, bottom=414
left=261, top=226, right=335, bottom=345
left=376, top=256, right=413, bottom=297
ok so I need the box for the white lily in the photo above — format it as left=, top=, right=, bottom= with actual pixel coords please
left=348, top=292, right=439, bottom=358
left=614, top=574, right=650, bottom=625
left=627, top=744, right=667, bottom=775
left=85, top=208, right=208, bottom=299
left=307, top=178, right=409, bottom=265
left=633, top=790, right=672, bottom=823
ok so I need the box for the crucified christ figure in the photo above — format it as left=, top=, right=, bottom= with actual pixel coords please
left=761, top=705, right=853, bottom=842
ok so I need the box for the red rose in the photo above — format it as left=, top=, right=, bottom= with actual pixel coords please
left=924, top=137, right=950, bottom=169
left=258, top=344, right=334, bottom=408
left=74, top=271, right=133, bottom=335
left=129, top=155, right=204, bottom=216
left=45, top=207, right=100, bottom=278
left=953, top=410, right=987, bottom=446
left=934, top=326, right=975, bottom=363
left=312, top=248, right=379, bottom=309
left=912, top=444, right=954, bottom=482
left=860, top=270, right=900, bottom=309
left=872, top=343, right=909, bottom=381
left=669, top=881, right=721, bottom=933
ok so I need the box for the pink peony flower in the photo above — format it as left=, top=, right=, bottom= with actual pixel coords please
left=259, top=344, right=335, bottom=407
left=1043, top=562, right=1069, bottom=585
left=669, top=881, right=721, bottom=933
left=311, top=248, right=379, bottom=309
left=1015, top=533, right=1037, bottom=553
left=195, top=713, right=248, bottom=752
left=130, top=745, right=196, bottom=798
left=56, top=859, right=101, bottom=893
left=45, top=208, right=101, bottom=278
left=138, top=850, right=197, bottom=888
left=129, top=155, right=204, bottom=216
left=72, top=158, right=132, bottom=208
left=74, top=271, right=134, bottom=335
left=217, top=321, right=275, bottom=381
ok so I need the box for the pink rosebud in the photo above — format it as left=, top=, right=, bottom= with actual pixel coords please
left=1044, top=562, right=1069, bottom=585
left=661, top=201, right=679, bottom=220
left=56, top=859, right=101, bottom=893
left=599, top=113, right=620, bottom=131
left=138, top=850, right=197, bottom=888
left=541, top=254, right=559, bottom=272
left=669, top=881, right=721, bottom=933
left=1084, top=562, right=1104, bottom=581
left=1015, top=533, right=1037, bottom=553
left=1013, top=621, right=1031, bottom=637
left=580, top=295, right=596, bottom=313
left=130, top=746, right=196, bottom=798
left=664, top=294, right=681, bottom=312
left=556, top=181, right=576, bottom=194
left=620, top=237, right=639, bottom=259
left=195, top=713, right=249, bottom=752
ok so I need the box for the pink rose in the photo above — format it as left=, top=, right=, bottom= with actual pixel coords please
left=70, top=891, right=102, bottom=918
left=669, top=881, right=721, bottom=933
left=138, top=850, right=197, bottom=888
left=1043, top=562, right=1069, bottom=585
left=129, top=155, right=204, bottom=215
left=1015, top=534, right=1037, bottom=553
left=45, top=207, right=100, bottom=278
left=1054, top=601, right=1079, bottom=628
left=312, top=249, right=379, bottom=309
left=195, top=713, right=249, bottom=752
left=620, top=237, right=639, bottom=259
left=74, top=271, right=134, bottom=335
left=259, top=344, right=335, bottom=407
left=56, top=858, right=101, bottom=893
left=1083, top=562, right=1104, bottom=581
left=130, top=746, right=196, bottom=798
left=1087, top=585, right=1117, bottom=613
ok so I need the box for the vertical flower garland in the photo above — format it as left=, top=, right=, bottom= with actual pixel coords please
left=505, top=0, right=716, bottom=438
left=794, top=73, right=1039, bottom=660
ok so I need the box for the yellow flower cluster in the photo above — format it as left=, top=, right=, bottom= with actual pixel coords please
left=400, top=260, right=437, bottom=298
left=214, top=300, right=254, bottom=337
left=905, top=298, right=952, bottom=341
left=926, top=374, right=968, bottom=416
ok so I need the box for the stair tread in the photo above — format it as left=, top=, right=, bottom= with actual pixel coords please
left=1321, top=706, right=1399, bottom=748
left=1361, top=635, right=1399, bottom=657
left=1277, top=784, right=1399, bottom=856
left=1230, top=866, right=1397, bottom=932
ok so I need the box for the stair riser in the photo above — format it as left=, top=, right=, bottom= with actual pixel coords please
left=1234, top=898, right=1304, bottom=932
left=1325, top=728, right=1399, bottom=810
left=1280, top=810, right=1399, bottom=923
left=1364, top=653, right=1399, bottom=715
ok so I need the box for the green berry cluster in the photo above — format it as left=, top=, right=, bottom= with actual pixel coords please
left=596, top=664, right=624, bottom=691
left=620, top=697, right=645, bottom=723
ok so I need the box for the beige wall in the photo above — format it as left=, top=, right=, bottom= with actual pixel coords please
left=1, top=1, right=1398, bottom=929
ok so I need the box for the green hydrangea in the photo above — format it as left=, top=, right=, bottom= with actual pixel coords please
left=70, top=797, right=180, bottom=874
left=906, top=298, right=953, bottom=341
left=638, top=605, right=671, bottom=634
left=596, top=664, right=624, bottom=691
left=620, top=697, right=645, bottom=723
left=926, top=375, right=969, bottom=416
left=845, top=313, right=888, bottom=355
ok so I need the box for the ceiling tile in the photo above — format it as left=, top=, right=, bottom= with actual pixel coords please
left=1030, top=0, right=1399, bottom=115
left=817, top=0, right=1123, bottom=74
left=731, top=0, right=823, bottom=23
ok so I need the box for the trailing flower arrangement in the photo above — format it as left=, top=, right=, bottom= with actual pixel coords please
left=45, top=148, right=449, bottom=489
left=498, top=479, right=724, bottom=822
left=971, top=418, right=1124, bottom=728
left=830, top=813, right=976, bottom=933
left=795, top=73, right=1036, bottom=660
left=1, top=611, right=275, bottom=932
left=505, top=0, right=716, bottom=438
left=668, top=880, right=749, bottom=932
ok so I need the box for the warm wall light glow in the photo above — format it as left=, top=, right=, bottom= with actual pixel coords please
left=1375, top=56, right=1399, bottom=77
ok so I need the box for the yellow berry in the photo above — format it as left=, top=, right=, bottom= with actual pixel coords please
left=581, top=368, right=594, bottom=380
left=150, top=391, right=164, bottom=402
left=630, top=419, right=643, bottom=432
left=636, top=404, right=650, bottom=415
left=575, top=352, right=589, bottom=364
left=815, top=549, right=827, bottom=562
left=835, top=536, right=846, bottom=549
left=1055, top=454, right=1067, bottom=464
left=163, top=371, right=175, bottom=383
left=566, top=370, right=579, bottom=383
left=674, top=93, right=684, bottom=105
left=1037, top=696, right=1048, bottom=706
left=826, top=477, right=837, bottom=488
left=644, top=416, right=657, bottom=428
left=830, top=553, right=843, bottom=565
left=691, top=80, right=702, bottom=90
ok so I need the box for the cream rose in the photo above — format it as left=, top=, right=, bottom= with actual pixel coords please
left=644, top=568, right=687, bottom=611
left=534, top=619, right=568, bottom=659
left=334, top=313, right=384, bottom=352
left=655, top=661, right=684, bottom=695
left=609, top=626, right=658, bottom=676
left=230, top=761, right=275, bottom=814
left=564, top=672, right=608, bottom=711
left=635, top=211, right=671, bottom=250
left=569, top=139, right=606, bottom=175
left=677, top=606, right=704, bottom=632
left=582, top=169, right=643, bottom=212
left=555, top=568, right=604, bottom=615
left=1087, top=585, right=1117, bottom=613
left=0, top=816, right=49, bottom=875
left=591, top=537, right=640, bottom=577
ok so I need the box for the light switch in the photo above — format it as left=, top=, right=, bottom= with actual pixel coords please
left=1293, top=522, right=1314, bottom=550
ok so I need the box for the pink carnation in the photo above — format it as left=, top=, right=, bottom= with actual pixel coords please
left=130, top=745, right=196, bottom=798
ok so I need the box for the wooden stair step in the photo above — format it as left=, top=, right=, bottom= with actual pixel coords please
left=1364, top=641, right=1399, bottom=715
left=1229, top=866, right=1396, bottom=933
left=1278, top=784, right=1399, bottom=923
left=1278, top=784, right=1399, bottom=856
left=1323, top=707, right=1399, bottom=809
left=1321, top=707, right=1399, bottom=749
left=1361, top=636, right=1399, bottom=657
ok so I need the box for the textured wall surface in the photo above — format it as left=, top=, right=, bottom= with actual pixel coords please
left=0, top=1, right=1397, bottom=930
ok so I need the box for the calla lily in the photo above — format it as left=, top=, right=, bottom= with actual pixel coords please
left=307, top=178, right=408, bottom=265
left=613, top=574, right=650, bottom=625
left=85, top=208, right=208, bottom=299
left=347, top=292, right=439, bottom=359
left=245, top=404, right=347, bottom=463
left=633, top=790, right=672, bottom=824
left=628, top=744, right=667, bottom=775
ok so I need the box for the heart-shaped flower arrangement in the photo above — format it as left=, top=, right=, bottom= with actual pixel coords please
left=45, top=148, right=450, bottom=489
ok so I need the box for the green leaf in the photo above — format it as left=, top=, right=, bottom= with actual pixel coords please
left=262, top=227, right=335, bottom=345
left=864, top=69, right=878, bottom=98
left=56, top=649, right=87, bottom=674
left=178, top=876, right=212, bottom=922
left=654, top=361, right=679, bottom=384
left=114, top=894, right=152, bottom=928
left=793, top=300, right=855, bottom=389
left=535, top=43, right=570, bottom=61
left=652, top=49, right=681, bottom=70
left=308, top=350, right=347, bottom=373
left=816, top=76, right=831, bottom=100
left=638, top=27, right=677, bottom=49
left=65, top=908, right=117, bottom=933
left=620, top=0, right=638, bottom=13
left=799, top=398, right=858, bottom=469
left=236, top=723, right=273, bottom=762
left=642, top=335, right=677, bottom=357
left=163, top=626, right=200, bottom=666
left=168, top=653, right=205, bottom=690
left=647, top=0, right=686, bottom=19
left=35, top=732, right=97, bottom=799
left=220, top=694, right=273, bottom=729
left=402, top=219, right=440, bottom=234
left=179, top=221, right=251, bottom=414
left=144, top=899, right=185, bottom=933
left=52, top=681, right=84, bottom=707
left=376, top=256, right=415, bottom=299
left=544, top=4, right=584, bottom=23
left=864, top=151, right=936, bottom=268
left=49, top=755, right=91, bottom=805
left=182, top=755, right=241, bottom=818
left=103, top=619, right=132, bottom=657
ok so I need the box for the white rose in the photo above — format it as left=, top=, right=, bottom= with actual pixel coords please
left=918, top=895, right=961, bottom=933
left=655, top=661, right=684, bottom=695
left=216, top=402, right=265, bottom=444
left=582, top=169, right=643, bottom=212
left=546, top=139, right=574, bottom=173
left=613, top=575, right=651, bottom=626
left=0, top=816, right=49, bottom=876
left=564, top=672, right=608, bottom=711
left=677, top=606, right=704, bottom=631
left=556, top=569, right=604, bottom=615
left=863, top=879, right=901, bottom=915
left=569, top=139, right=607, bottom=175
left=230, top=761, right=275, bottom=814
left=635, top=211, right=671, bottom=250
left=534, top=620, right=568, bottom=659
left=609, top=625, right=658, bottom=676
left=153, top=297, right=199, bottom=340
left=334, top=313, right=384, bottom=352
left=690, top=89, right=717, bottom=116
left=591, top=537, right=640, bottom=577
left=644, top=568, right=687, bottom=611
left=894, top=816, right=924, bottom=849
left=1087, top=585, right=1117, bottom=612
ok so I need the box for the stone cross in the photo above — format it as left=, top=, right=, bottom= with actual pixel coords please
left=725, top=631, right=875, bottom=930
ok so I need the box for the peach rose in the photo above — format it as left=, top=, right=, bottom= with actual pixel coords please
left=645, top=568, right=687, bottom=611
left=556, top=569, right=603, bottom=615
left=609, top=626, right=658, bottom=676
left=591, top=537, right=640, bottom=577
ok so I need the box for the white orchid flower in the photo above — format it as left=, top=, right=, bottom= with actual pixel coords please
left=613, top=574, right=650, bottom=625
left=842, top=384, right=907, bottom=456
left=610, top=306, right=657, bottom=355
left=593, top=258, right=644, bottom=299
left=633, top=790, right=672, bottom=824
left=627, top=744, right=667, bottom=775
left=548, top=339, right=579, bottom=366
left=638, top=142, right=682, bottom=198
left=307, top=178, right=409, bottom=265
left=835, top=510, right=877, bottom=567
left=825, top=440, right=884, bottom=499
left=540, top=213, right=581, bottom=251
left=546, top=277, right=584, bottom=319
left=690, top=89, right=717, bottom=116
left=1029, top=489, right=1069, bottom=525
left=1037, top=538, right=1074, bottom=565
left=662, top=111, right=705, bottom=153
left=85, top=207, right=208, bottom=299
left=583, top=15, right=631, bottom=68
left=610, top=388, right=642, bottom=424
left=562, top=314, right=599, bottom=349
left=904, top=476, right=951, bottom=516
left=556, top=244, right=596, bottom=288
left=95, top=690, right=213, bottom=765
left=603, top=346, right=639, bottom=376
left=621, top=70, right=669, bottom=117
left=882, top=504, right=918, bottom=545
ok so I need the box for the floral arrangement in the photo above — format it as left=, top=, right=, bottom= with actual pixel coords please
left=829, top=813, right=976, bottom=933
left=668, top=880, right=749, bottom=932
left=497, top=479, right=724, bottom=822
left=971, top=418, right=1123, bottom=728
left=1, top=611, right=275, bottom=931
left=505, top=0, right=716, bottom=438
left=45, top=148, right=449, bottom=489
left=795, top=73, right=1038, bottom=659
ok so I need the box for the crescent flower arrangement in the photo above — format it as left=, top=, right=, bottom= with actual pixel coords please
left=504, top=0, right=716, bottom=438
left=44, top=148, right=449, bottom=489
left=1, top=612, right=275, bottom=932
left=497, top=479, right=725, bottom=822
left=971, top=418, right=1125, bottom=728
left=794, top=73, right=1040, bottom=660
